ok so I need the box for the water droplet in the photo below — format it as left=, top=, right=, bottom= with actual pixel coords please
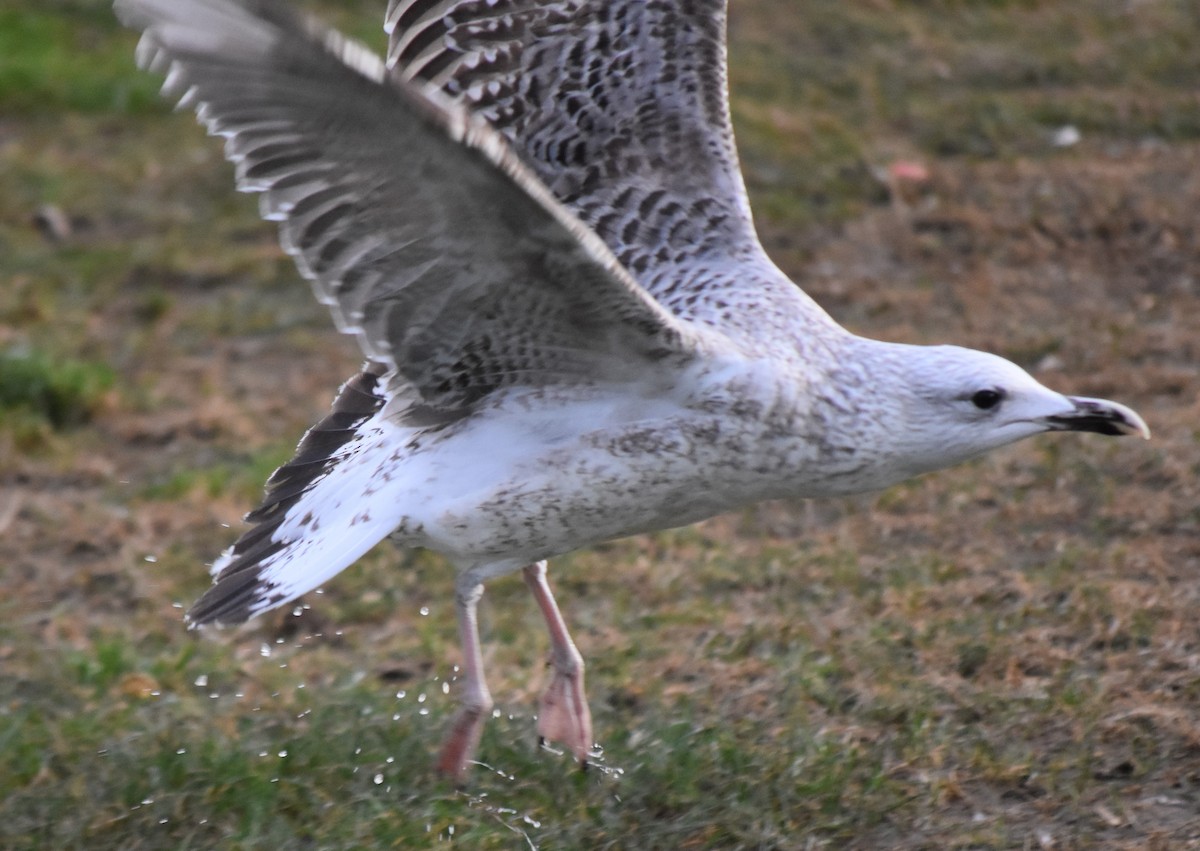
left=143, top=555, right=158, bottom=563
left=395, top=690, right=406, bottom=699
left=417, top=693, right=426, bottom=703
left=176, top=748, right=186, bottom=755
left=1052, top=125, right=1081, bottom=148
left=278, top=750, right=288, bottom=758
left=441, top=682, right=450, bottom=695
left=373, top=773, right=383, bottom=785
left=260, top=644, right=271, bottom=658
left=419, top=606, right=430, bottom=616
left=193, top=674, right=208, bottom=687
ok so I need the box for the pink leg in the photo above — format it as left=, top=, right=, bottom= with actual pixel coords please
left=522, top=560, right=593, bottom=765
left=437, top=578, right=494, bottom=780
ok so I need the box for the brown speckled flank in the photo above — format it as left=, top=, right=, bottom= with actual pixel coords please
left=116, top=0, right=1147, bottom=777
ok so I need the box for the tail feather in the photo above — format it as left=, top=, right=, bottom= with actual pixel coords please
left=189, top=363, right=402, bottom=627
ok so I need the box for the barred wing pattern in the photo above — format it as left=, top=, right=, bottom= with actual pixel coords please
left=119, top=0, right=709, bottom=422
left=384, top=0, right=805, bottom=332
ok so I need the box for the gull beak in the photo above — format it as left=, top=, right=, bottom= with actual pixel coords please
left=1042, top=396, right=1150, bottom=439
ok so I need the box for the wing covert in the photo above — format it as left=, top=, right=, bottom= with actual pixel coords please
left=384, top=0, right=802, bottom=330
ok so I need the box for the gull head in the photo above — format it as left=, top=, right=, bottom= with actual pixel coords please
left=883, top=344, right=1149, bottom=479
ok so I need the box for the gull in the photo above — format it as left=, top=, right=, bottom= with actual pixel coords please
left=116, top=0, right=1149, bottom=779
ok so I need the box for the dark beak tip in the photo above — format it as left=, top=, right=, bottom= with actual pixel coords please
left=1053, top=397, right=1150, bottom=440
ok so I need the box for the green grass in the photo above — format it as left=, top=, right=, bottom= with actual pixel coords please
left=0, top=5, right=160, bottom=115
left=2, top=0, right=1197, bottom=848
left=0, top=676, right=902, bottom=848
left=0, top=348, right=115, bottom=442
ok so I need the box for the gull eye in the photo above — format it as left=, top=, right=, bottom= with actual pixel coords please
left=971, top=388, right=1004, bottom=410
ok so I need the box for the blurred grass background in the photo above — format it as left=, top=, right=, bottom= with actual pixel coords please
left=2, top=0, right=1198, bottom=848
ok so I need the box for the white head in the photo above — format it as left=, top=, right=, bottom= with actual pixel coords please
left=876, top=344, right=1148, bottom=480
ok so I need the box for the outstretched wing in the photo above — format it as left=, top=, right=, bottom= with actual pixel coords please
left=385, top=0, right=806, bottom=331
left=118, top=0, right=716, bottom=423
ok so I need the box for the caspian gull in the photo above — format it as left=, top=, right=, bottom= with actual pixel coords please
left=116, top=0, right=1149, bottom=778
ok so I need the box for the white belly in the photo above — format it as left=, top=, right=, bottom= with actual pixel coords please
left=402, top=390, right=781, bottom=566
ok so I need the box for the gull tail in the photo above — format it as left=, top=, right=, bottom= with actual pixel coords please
left=188, top=364, right=404, bottom=627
